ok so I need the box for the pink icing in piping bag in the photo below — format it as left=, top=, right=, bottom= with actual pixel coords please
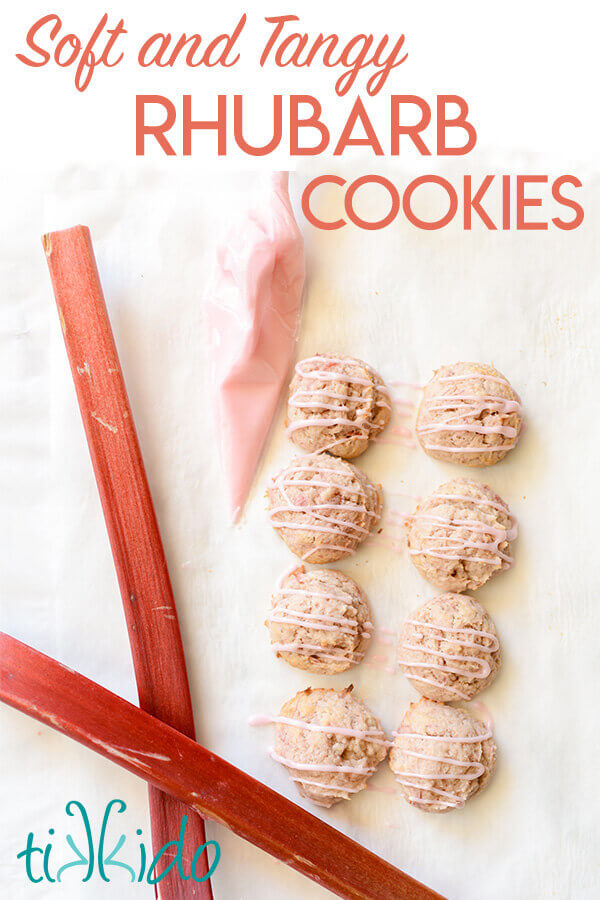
left=207, top=172, right=305, bottom=521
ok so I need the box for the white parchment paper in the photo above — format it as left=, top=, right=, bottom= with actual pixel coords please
left=1, top=162, right=599, bottom=899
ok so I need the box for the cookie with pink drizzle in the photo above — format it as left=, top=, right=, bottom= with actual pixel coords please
left=286, top=353, right=391, bottom=458
left=416, top=362, right=523, bottom=466
left=270, top=687, right=389, bottom=807
left=405, top=479, right=517, bottom=592
left=267, top=454, right=382, bottom=563
left=389, top=698, right=496, bottom=812
left=398, top=593, right=501, bottom=701
left=266, top=566, right=372, bottom=674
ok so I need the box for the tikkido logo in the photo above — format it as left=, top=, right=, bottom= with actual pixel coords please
left=16, top=800, right=220, bottom=885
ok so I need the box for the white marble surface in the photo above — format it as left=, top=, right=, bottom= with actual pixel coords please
left=1, top=160, right=599, bottom=900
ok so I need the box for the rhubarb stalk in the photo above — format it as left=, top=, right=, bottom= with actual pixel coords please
left=0, top=632, right=446, bottom=900
left=42, top=225, right=212, bottom=898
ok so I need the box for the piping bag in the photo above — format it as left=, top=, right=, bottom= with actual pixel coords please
left=206, top=172, right=305, bottom=521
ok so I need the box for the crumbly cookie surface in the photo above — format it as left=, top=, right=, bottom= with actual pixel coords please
left=406, top=479, right=516, bottom=592
left=286, top=353, right=391, bottom=458
left=267, top=454, right=382, bottom=563
left=272, top=687, right=388, bottom=807
left=398, top=593, right=501, bottom=701
left=416, top=361, right=523, bottom=467
left=266, top=566, right=372, bottom=674
left=389, top=698, right=496, bottom=812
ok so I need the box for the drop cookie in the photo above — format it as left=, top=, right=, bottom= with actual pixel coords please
left=416, top=361, right=523, bottom=466
left=398, top=593, right=501, bottom=701
left=286, top=353, right=391, bottom=458
left=270, top=687, right=389, bottom=807
left=266, top=566, right=372, bottom=674
left=389, top=698, right=496, bottom=812
left=267, top=454, right=382, bottom=563
left=406, top=479, right=516, bottom=592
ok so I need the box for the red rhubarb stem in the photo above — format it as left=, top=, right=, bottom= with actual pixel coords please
left=0, top=632, right=446, bottom=900
left=42, top=225, right=212, bottom=899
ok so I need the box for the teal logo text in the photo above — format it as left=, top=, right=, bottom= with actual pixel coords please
left=17, top=799, right=220, bottom=885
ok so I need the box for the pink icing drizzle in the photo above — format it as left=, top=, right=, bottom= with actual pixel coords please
left=250, top=714, right=391, bottom=746
left=469, top=701, right=495, bottom=732
left=406, top=489, right=517, bottom=569
left=266, top=567, right=372, bottom=665
left=291, top=777, right=365, bottom=795
left=270, top=642, right=365, bottom=663
left=268, top=750, right=379, bottom=774
left=269, top=459, right=380, bottom=562
left=417, top=372, right=523, bottom=454
left=393, top=726, right=493, bottom=809
left=251, top=713, right=389, bottom=796
left=286, top=355, right=391, bottom=455
left=398, top=618, right=499, bottom=699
